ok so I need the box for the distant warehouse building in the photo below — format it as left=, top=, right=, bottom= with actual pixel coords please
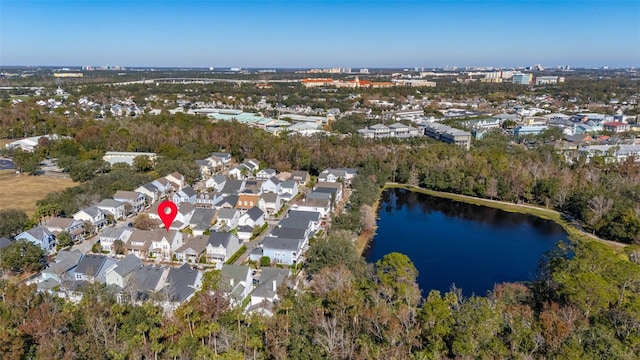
left=512, top=73, right=533, bottom=85
left=424, top=123, right=471, bottom=149
left=535, top=76, right=565, bottom=85
left=514, top=125, right=548, bottom=137
left=103, top=151, right=157, bottom=166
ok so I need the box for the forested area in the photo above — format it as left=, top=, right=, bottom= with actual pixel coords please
left=1, top=92, right=639, bottom=358
left=1, top=235, right=639, bottom=359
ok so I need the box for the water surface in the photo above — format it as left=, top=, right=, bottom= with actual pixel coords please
left=363, top=188, right=567, bottom=296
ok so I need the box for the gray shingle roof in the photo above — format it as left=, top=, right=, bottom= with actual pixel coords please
left=113, top=253, right=143, bottom=277
left=244, top=206, right=264, bottom=221
left=165, top=264, right=200, bottom=302
left=96, top=199, right=125, bottom=208
left=189, top=208, right=216, bottom=227
left=207, top=232, right=239, bottom=248
left=262, top=236, right=301, bottom=252
left=75, top=254, right=109, bottom=277
left=44, top=249, right=83, bottom=275
left=271, top=227, right=306, bottom=240
left=131, top=265, right=166, bottom=292
left=252, top=267, right=290, bottom=299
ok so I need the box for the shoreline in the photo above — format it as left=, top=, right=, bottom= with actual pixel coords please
left=356, top=182, right=628, bottom=256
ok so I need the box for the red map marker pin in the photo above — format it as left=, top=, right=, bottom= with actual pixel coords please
left=157, top=200, right=178, bottom=231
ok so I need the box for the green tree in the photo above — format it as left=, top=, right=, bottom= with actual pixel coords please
left=133, top=155, right=153, bottom=172
left=0, top=209, right=29, bottom=237
left=12, top=150, right=41, bottom=175
left=304, top=230, right=359, bottom=275
left=260, top=256, right=271, bottom=267
left=0, top=240, right=45, bottom=273
left=56, top=231, right=73, bottom=250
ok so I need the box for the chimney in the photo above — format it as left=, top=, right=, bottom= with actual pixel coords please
left=272, top=280, right=277, bottom=292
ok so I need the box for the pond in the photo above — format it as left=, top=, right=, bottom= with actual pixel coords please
left=363, top=188, right=568, bottom=296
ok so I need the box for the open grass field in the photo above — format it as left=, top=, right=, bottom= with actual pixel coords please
left=0, top=169, right=75, bottom=215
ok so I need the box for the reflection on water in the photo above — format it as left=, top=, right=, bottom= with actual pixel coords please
left=364, top=188, right=568, bottom=296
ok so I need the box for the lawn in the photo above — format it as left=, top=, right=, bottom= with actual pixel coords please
left=0, top=170, right=75, bottom=215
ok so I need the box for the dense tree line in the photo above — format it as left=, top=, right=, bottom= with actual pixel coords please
left=0, top=235, right=638, bottom=359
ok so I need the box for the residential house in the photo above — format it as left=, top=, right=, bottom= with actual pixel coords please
left=290, top=171, right=310, bottom=187
left=291, top=197, right=332, bottom=218
left=44, top=217, right=85, bottom=242
left=113, top=191, right=146, bottom=214
left=99, top=227, right=133, bottom=253
left=127, top=265, right=169, bottom=301
left=125, top=229, right=153, bottom=258
left=149, top=230, right=183, bottom=261
left=205, top=232, right=242, bottom=265
left=314, top=182, right=344, bottom=202
left=220, top=264, right=252, bottom=307
left=256, top=168, right=277, bottom=180
left=239, top=206, right=265, bottom=229
left=205, top=174, right=227, bottom=192
left=248, top=267, right=290, bottom=316
left=135, top=183, right=161, bottom=204
left=188, top=208, right=217, bottom=236
left=318, top=168, right=357, bottom=183
left=171, top=185, right=196, bottom=204
left=165, top=172, right=185, bottom=191
left=151, top=178, right=173, bottom=198
left=73, top=254, right=116, bottom=283
left=165, top=203, right=195, bottom=231
left=261, top=236, right=304, bottom=265
left=279, top=180, right=298, bottom=201
left=38, top=250, right=83, bottom=287
left=228, top=164, right=250, bottom=180
left=40, top=249, right=83, bottom=285
left=242, top=179, right=263, bottom=194
left=174, top=235, right=208, bottom=263
left=73, top=206, right=107, bottom=233
left=260, top=193, right=282, bottom=215
left=215, top=208, right=240, bottom=230
left=276, top=171, right=291, bottom=182
left=270, top=227, right=309, bottom=242
left=237, top=226, right=254, bottom=241
left=105, top=254, right=144, bottom=288
left=196, top=159, right=216, bottom=179
left=195, top=191, right=223, bottom=209
left=220, top=179, right=245, bottom=195
left=96, top=199, right=127, bottom=220
left=261, top=176, right=281, bottom=194
left=236, top=194, right=264, bottom=212
left=602, top=121, right=631, bottom=133
left=210, top=152, right=232, bottom=167
left=214, top=195, right=239, bottom=209
left=15, top=226, right=56, bottom=254
left=163, top=264, right=202, bottom=304
left=279, top=210, right=321, bottom=236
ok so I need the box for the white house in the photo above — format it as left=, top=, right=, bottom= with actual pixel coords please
left=96, top=199, right=127, bottom=220
left=73, top=206, right=107, bottom=233
left=98, top=227, right=133, bottom=253
left=113, top=191, right=146, bottom=214
left=238, top=206, right=265, bottom=228
left=205, top=232, right=242, bottom=265
left=220, top=264, right=252, bottom=308
left=279, top=180, right=299, bottom=201
left=261, top=176, right=281, bottom=194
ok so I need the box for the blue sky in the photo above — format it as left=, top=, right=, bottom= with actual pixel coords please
left=1, top=0, right=639, bottom=68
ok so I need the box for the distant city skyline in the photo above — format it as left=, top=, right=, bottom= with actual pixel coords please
left=1, top=0, right=639, bottom=68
